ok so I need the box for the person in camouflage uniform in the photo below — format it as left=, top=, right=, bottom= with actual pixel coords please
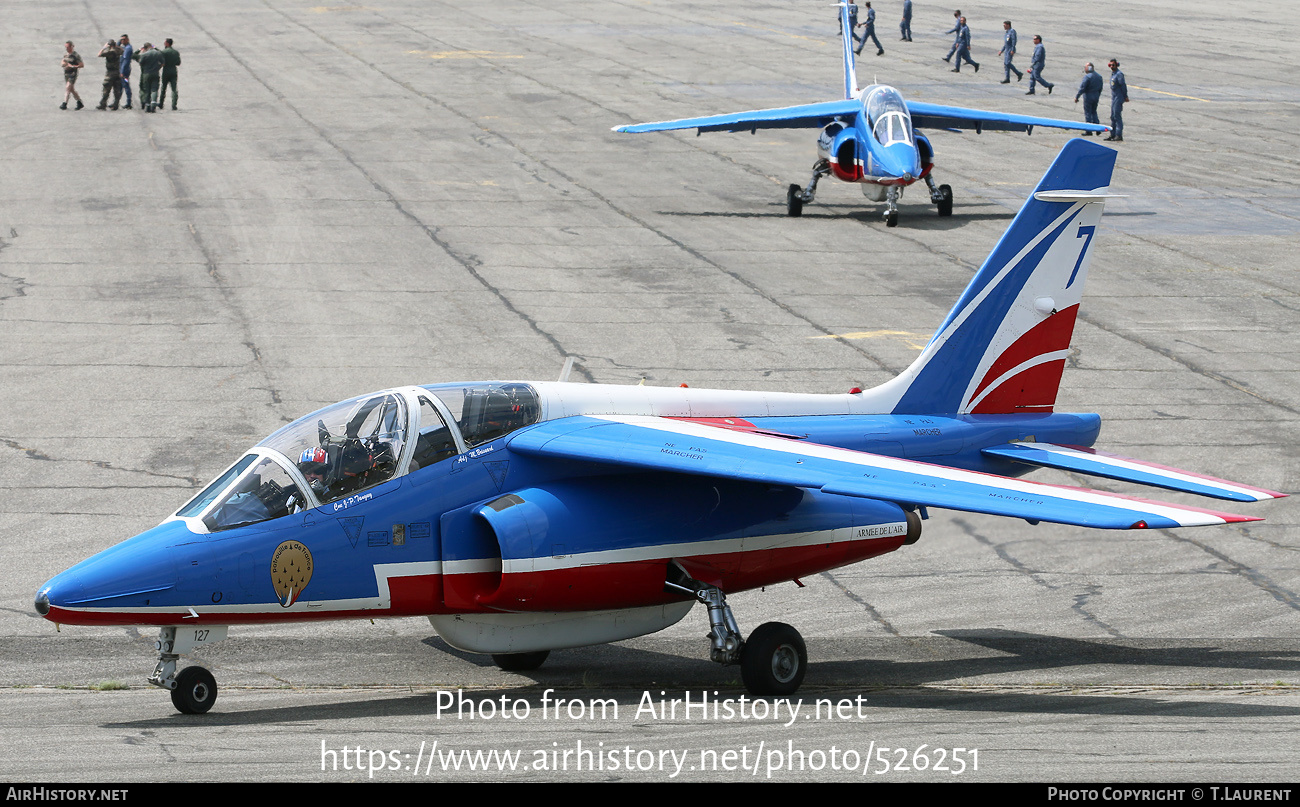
left=96, top=40, right=122, bottom=110
left=60, top=41, right=84, bottom=110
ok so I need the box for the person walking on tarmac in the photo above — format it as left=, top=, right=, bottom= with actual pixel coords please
left=1074, top=62, right=1103, bottom=133
left=951, top=16, right=979, bottom=72
left=158, top=39, right=181, bottom=110
left=60, top=41, right=84, bottom=110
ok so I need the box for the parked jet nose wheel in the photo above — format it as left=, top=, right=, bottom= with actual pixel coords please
left=740, top=622, right=807, bottom=696
left=492, top=650, right=550, bottom=672
left=170, top=666, right=217, bottom=715
left=885, top=209, right=899, bottom=227
left=786, top=184, right=804, bottom=217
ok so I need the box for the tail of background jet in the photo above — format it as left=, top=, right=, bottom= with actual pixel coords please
left=838, top=3, right=858, bottom=99
left=876, top=139, right=1120, bottom=415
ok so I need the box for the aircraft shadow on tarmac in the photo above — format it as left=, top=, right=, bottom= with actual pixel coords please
left=102, top=630, right=1300, bottom=728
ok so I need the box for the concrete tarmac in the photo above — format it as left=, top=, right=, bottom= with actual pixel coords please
left=1, top=0, right=1297, bottom=783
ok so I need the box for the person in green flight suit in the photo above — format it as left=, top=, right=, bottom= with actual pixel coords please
left=134, top=43, right=164, bottom=112
left=158, top=39, right=181, bottom=111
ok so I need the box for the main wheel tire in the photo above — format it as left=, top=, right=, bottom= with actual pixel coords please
left=170, top=666, right=217, bottom=715
left=937, top=184, right=953, bottom=217
left=492, top=650, right=550, bottom=672
left=786, top=184, right=804, bottom=217
left=740, top=622, right=807, bottom=696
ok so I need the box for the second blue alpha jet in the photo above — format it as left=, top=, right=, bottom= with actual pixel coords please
left=614, top=3, right=1109, bottom=225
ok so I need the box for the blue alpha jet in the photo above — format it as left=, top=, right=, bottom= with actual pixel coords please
left=37, top=142, right=1279, bottom=714
left=614, top=3, right=1109, bottom=225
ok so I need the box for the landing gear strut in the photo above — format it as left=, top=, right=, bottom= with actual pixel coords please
left=666, top=566, right=808, bottom=696
left=926, top=175, right=953, bottom=217
left=787, top=158, right=831, bottom=217
left=147, top=626, right=226, bottom=714
left=884, top=185, right=902, bottom=227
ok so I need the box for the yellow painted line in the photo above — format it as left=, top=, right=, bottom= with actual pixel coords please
left=813, top=330, right=928, bottom=349
left=722, top=20, right=829, bottom=45
left=407, top=50, right=524, bottom=59
left=1130, top=85, right=1211, bottom=102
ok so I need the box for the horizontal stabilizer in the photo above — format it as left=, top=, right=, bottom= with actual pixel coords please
left=981, top=442, right=1287, bottom=502
left=510, top=416, right=1262, bottom=530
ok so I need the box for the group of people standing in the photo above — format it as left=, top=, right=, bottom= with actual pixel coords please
left=59, top=34, right=180, bottom=113
left=841, top=3, right=1133, bottom=142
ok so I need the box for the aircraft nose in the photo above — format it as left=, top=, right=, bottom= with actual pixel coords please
left=880, top=143, right=921, bottom=181
left=35, top=520, right=190, bottom=623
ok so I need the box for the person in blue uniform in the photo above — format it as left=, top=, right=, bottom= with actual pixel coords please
left=951, top=16, right=978, bottom=72
left=1106, top=59, right=1129, bottom=142
left=118, top=34, right=134, bottom=110
left=900, top=0, right=913, bottom=41
left=1074, top=62, right=1103, bottom=133
left=855, top=2, right=884, bottom=55
left=1025, top=35, right=1053, bottom=94
left=999, top=21, right=1022, bottom=83
left=943, top=9, right=961, bottom=61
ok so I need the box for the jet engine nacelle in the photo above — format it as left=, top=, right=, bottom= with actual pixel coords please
left=460, top=476, right=917, bottom=612
left=826, top=126, right=864, bottom=182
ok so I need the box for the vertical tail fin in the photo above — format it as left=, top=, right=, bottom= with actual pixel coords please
left=838, top=3, right=858, bottom=99
left=880, top=139, right=1121, bottom=415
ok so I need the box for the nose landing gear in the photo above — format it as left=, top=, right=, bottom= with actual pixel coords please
left=147, top=625, right=228, bottom=714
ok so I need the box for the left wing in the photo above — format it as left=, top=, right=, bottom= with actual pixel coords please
left=509, top=416, right=1263, bottom=530
left=906, top=100, right=1109, bottom=134
left=612, top=100, right=860, bottom=135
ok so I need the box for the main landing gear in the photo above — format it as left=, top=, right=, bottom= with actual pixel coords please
left=148, top=626, right=227, bottom=714
left=787, top=158, right=831, bottom=217
left=666, top=566, right=808, bottom=696
left=926, top=175, right=953, bottom=217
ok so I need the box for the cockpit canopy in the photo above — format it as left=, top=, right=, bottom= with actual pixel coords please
left=173, top=383, right=541, bottom=533
left=862, top=86, right=914, bottom=147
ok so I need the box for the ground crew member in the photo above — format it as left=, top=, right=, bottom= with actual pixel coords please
left=942, top=9, right=961, bottom=61
left=60, top=41, right=84, bottom=110
left=158, top=39, right=181, bottom=110
left=1025, top=35, right=1053, bottom=95
left=999, top=21, right=1022, bottom=82
left=951, top=16, right=978, bottom=72
left=900, top=0, right=913, bottom=42
left=856, top=2, right=883, bottom=55
left=1074, top=63, right=1103, bottom=133
left=1106, top=59, right=1129, bottom=142
left=95, top=40, right=122, bottom=109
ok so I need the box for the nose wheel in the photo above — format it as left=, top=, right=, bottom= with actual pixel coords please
left=170, top=666, right=218, bottom=714
left=884, top=185, right=902, bottom=227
